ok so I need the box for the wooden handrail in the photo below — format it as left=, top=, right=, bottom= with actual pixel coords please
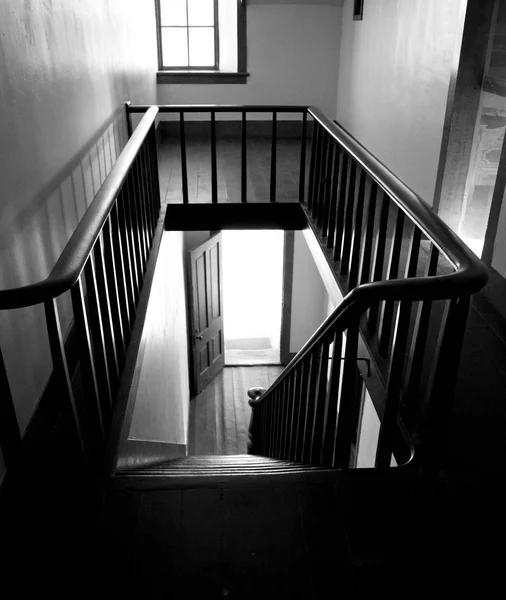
left=0, top=107, right=159, bottom=310
left=308, top=107, right=488, bottom=295
left=128, top=104, right=308, bottom=113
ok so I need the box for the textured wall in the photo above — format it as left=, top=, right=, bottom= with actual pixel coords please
left=0, top=0, right=158, bottom=460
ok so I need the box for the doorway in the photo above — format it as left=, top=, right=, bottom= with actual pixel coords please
left=222, top=230, right=284, bottom=366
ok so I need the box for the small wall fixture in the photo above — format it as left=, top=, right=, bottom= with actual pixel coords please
left=353, top=0, right=364, bottom=21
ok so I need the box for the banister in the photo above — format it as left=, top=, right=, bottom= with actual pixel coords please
left=0, top=106, right=159, bottom=310
left=308, top=107, right=488, bottom=294
left=128, top=104, right=308, bottom=113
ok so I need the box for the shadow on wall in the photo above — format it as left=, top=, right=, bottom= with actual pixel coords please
left=0, top=107, right=128, bottom=434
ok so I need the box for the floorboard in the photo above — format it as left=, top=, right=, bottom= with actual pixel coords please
left=188, top=366, right=283, bottom=456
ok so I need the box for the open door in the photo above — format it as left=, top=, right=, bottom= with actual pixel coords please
left=189, top=232, right=225, bottom=394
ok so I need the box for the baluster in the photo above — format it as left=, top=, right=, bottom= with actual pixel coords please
left=84, top=257, right=113, bottom=412
left=334, top=323, right=360, bottom=468
left=180, top=112, right=189, bottom=204
left=375, top=298, right=414, bottom=468
left=149, top=125, right=162, bottom=215
left=321, top=138, right=335, bottom=238
left=282, top=376, right=294, bottom=460
left=310, top=342, right=329, bottom=464
left=122, top=179, right=141, bottom=300
left=102, top=215, right=127, bottom=364
left=45, top=299, right=85, bottom=455
left=326, top=148, right=343, bottom=250
left=321, top=330, right=343, bottom=465
left=404, top=245, right=439, bottom=409
left=112, top=200, right=135, bottom=331
left=270, top=112, right=277, bottom=203
left=332, top=153, right=350, bottom=261
left=298, top=111, right=308, bottom=203
left=211, top=112, right=218, bottom=204
left=367, top=190, right=389, bottom=332
left=268, top=389, right=277, bottom=457
left=94, top=236, right=120, bottom=391
left=347, top=169, right=369, bottom=289
left=307, top=123, right=319, bottom=211
left=339, top=162, right=358, bottom=275
left=421, top=295, right=470, bottom=474
left=261, top=396, right=268, bottom=455
left=0, top=347, right=22, bottom=467
left=302, top=351, right=321, bottom=463
left=144, top=127, right=158, bottom=233
left=71, top=277, right=105, bottom=438
left=378, top=208, right=406, bottom=356
left=277, top=382, right=287, bottom=457
left=358, top=180, right=379, bottom=285
left=140, top=143, right=155, bottom=239
left=132, top=156, right=149, bottom=270
left=274, top=387, right=282, bottom=457
left=314, top=132, right=329, bottom=221
left=241, top=111, right=247, bottom=203
left=294, top=359, right=310, bottom=463
left=288, top=365, right=302, bottom=460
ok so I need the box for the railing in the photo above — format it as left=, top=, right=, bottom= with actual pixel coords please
left=0, top=106, right=161, bottom=468
left=127, top=103, right=487, bottom=473
left=244, top=107, right=488, bottom=474
left=127, top=104, right=308, bottom=204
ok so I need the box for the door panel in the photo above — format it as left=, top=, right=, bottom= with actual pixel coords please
left=190, top=232, right=225, bottom=394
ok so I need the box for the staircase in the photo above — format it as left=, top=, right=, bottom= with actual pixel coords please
left=100, top=454, right=425, bottom=599
left=0, top=104, right=491, bottom=597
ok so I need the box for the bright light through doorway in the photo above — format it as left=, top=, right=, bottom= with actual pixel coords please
left=222, top=230, right=284, bottom=365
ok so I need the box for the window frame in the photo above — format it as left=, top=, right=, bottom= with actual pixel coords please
left=155, top=0, right=248, bottom=84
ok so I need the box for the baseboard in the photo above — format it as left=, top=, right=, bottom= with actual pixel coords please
left=158, top=119, right=313, bottom=139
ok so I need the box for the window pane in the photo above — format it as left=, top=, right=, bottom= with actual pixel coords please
left=188, top=0, right=214, bottom=26
left=189, top=27, right=215, bottom=67
left=162, top=28, right=189, bottom=68
left=160, top=0, right=187, bottom=26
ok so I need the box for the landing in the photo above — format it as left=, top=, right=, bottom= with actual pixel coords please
left=188, top=365, right=283, bottom=456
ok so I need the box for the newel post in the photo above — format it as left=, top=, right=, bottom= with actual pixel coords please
left=247, top=387, right=266, bottom=455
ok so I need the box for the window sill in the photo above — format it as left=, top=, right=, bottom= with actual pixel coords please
left=157, top=71, right=249, bottom=85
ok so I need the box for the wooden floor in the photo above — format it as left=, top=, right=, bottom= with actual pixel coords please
left=158, top=135, right=307, bottom=204
left=188, top=366, right=283, bottom=456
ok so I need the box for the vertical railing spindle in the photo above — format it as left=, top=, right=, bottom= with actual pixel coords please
left=241, top=111, right=247, bottom=203
left=321, top=331, right=342, bottom=465
left=45, top=299, right=85, bottom=455
left=298, top=111, right=308, bottom=203
left=211, top=112, right=218, bottom=203
left=180, top=112, right=189, bottom=204
left=71, top=278, right=105, bottom=438
left=270, top=112, right=277, bottom=202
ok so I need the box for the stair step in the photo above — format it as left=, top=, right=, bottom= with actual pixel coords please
left=113, top=454, right=337, bottom=487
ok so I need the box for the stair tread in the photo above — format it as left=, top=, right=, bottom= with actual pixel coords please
left=115, top=453, right=334, bottom=477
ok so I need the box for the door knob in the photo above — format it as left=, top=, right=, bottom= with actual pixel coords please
left=195, top=334, right=203, bottom=340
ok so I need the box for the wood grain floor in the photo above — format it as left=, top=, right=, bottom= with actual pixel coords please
left=187, top=366, right=283, bottom=456
left=158, top=135, right=308, bottom=204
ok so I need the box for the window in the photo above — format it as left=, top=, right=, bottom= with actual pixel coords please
left=155, top=0, right=248, bottom=84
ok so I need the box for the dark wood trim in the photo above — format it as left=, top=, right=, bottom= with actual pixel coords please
left=238, top=0, right=247, bottom=73
left=280, top=232, right=295, bottom=365
left=154, top=0, right=163, bottom=72
left=157, top=71, right=249, bottom=84
left=164, top=203, right=307, bottom=231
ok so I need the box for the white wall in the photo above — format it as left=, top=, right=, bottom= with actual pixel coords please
left=0, top=0, right=158, bottom=479
left=336, top=0, right=467, bottom=206
left=157, top=4, right=343, bottom=118
left=289, top=231, right=329, bottom=353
